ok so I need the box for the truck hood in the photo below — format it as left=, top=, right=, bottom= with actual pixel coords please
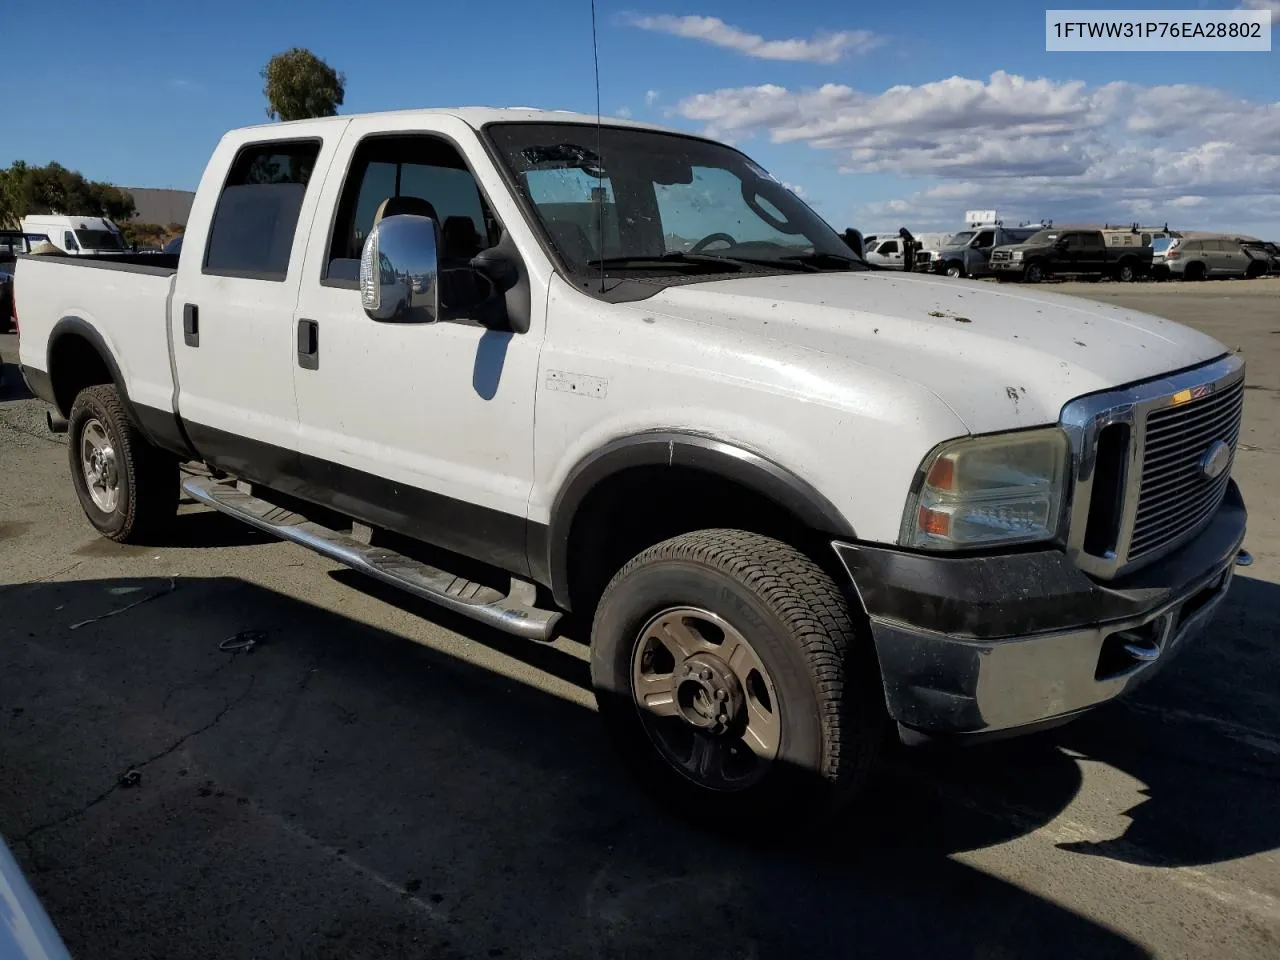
left=624, top=271, right=1228, bottom=434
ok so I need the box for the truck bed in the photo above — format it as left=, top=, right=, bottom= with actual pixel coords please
left=15, top=253, right=180, bottom=418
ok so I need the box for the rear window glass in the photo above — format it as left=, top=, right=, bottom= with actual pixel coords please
left=204, top=140, right=321, bottom=280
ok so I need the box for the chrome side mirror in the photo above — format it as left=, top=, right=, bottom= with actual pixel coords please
left=360, top=214, right=439, bottom=323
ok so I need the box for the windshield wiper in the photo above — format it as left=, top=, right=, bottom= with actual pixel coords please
left=585, top=253, right=746, bottom=273
left=777, top=252, right=865, bottom=270
left=586, top=251, right=843, bottom=275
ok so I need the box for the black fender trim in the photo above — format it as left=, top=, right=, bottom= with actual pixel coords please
left=46, top=316, right=194, bottom=458
left=538, top=431, right=855, bottom=608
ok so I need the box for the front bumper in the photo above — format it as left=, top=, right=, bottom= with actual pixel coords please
left=835, top=481, right=1246, bottom=740
left=989, top=259, right=1025, bottom=273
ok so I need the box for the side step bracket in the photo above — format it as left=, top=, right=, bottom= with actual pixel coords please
left=182, top=476, right=561, bottom=641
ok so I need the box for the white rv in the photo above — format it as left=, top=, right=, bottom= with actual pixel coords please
left=19, top=215, right=126, bottom=256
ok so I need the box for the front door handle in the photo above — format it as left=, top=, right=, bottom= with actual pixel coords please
left=297, top=319, right=319, bottom=370
left=182, top=303, right=199, bottom=347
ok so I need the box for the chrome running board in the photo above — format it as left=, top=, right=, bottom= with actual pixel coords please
left=182, top=476, right=561, bottom=641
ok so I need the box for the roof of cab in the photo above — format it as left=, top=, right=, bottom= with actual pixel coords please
left=233, top=106, right=684, bottom=137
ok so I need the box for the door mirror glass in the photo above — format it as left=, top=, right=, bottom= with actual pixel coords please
left=360, top=214, right=439, bottom=324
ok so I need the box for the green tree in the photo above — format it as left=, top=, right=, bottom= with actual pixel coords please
left=0, top=161, right=136, bottom=222
left=261, top=48, right=345, bottom=122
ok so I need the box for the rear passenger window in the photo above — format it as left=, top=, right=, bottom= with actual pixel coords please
left=204, top=139, right=321, bottom=281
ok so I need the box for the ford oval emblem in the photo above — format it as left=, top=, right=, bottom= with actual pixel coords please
left=1200, top=440, right=1231, bottom=480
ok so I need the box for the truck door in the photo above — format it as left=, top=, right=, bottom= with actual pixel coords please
left=170, top=134, right=344, bottom=476
left=289, top=117, right=544, bottom=573
left=1078, top=231, right=1106, bottom=273
left=968, top=229, right=995, bottom=274
left=876, top=238, right=902, bottom=269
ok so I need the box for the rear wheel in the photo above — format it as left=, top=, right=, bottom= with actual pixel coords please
left=1117, top=260, right=1137, bottom=283
left=590, top=529, right=888, bottom=825
left=68, top=384, right=178, bottom=542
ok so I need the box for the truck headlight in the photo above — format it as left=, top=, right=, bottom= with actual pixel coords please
left=900, top=428, right=1069, bottom=550
left=1011, top=251, right=1024, bottom=261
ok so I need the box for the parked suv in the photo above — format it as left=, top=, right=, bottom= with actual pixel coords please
left=989, top=229, right=1152, bottom=283
left=1156, top=237, right=1254, bottom=281
left=932, top=225, right=1041, bottom=279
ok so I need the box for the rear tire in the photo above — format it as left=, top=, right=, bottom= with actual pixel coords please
left=68, top=384, right=178, bottom=543
left=590, top=529, right=888, bottom=827
left=1117, top=260, right=1137, bottom=283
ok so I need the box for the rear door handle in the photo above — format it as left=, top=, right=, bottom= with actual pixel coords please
left=297, top=319, right=319, bottom=370
left=182, top=303, right=199, bottom=347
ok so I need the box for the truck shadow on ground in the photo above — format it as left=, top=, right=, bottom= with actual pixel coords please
left=2, top=566, right=1276, bottom=958
left=0, top=362, right=33, bottom=402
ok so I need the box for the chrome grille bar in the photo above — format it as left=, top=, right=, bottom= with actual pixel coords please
left=1061, top=353, right=1245, bottom=579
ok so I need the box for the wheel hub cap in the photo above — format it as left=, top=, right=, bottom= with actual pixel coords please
left=80, top=419, right=121, bottom=513
left=630, top=607, right=782, bottom=792
left=674, top=653, right=743, bottom=734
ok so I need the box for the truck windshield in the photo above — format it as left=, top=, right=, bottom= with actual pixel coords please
left=74, top=230, right=123, bottom=250
left=944, top=232, right=974, bottom=246
left=486, top=122, right=861, bottom=277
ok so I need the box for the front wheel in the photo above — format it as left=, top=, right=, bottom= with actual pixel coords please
left=945, top=262, right=963, bottom=278
left=1024, top=261, right=1047, bottom=283
left=68, top=384, right=178, bottom=542
left=590, top=529, right=888, bottom=825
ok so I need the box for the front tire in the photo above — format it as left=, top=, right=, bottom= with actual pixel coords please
left=590, top=529, right=888, bottom=825
left=1024, top=261, right=1047, bottom=283
left=68, top=384, right=178, bottom=542
left=945, top=262, right=963, bottom=278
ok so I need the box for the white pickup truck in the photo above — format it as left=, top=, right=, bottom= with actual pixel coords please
left=14, top=108, right=1247, bottom=819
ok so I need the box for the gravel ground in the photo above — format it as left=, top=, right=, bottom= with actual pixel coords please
left=1, top=277, right=1278, bottom=959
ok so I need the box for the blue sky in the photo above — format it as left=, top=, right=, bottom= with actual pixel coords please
left=2, top=0, right=1276, bottom=236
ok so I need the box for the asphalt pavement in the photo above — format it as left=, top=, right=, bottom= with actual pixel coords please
left=1, top=277, right=1278, bottom=959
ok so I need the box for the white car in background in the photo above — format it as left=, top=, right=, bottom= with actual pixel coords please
left=862, top=235, right=907, bottom=269
left=19, top=216, right=126, bottom=257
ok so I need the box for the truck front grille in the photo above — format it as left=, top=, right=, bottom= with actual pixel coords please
left=990, top=250, right=1011, bottom=261
left=1061, top=354, right=1245, bottom=579
left=1129, top=378, right=1244, bottom=560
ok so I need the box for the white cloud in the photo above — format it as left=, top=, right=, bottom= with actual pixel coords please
left=673, top=72, right=1280, bottom=233
left=616, top=106, right=632, bottom=118
left=783, top=182, right=807, bottom=198
left=645, top=89, right=660, bottom=106
left=1239, top=1, right=1280, bottom=15
left=624, top=14, right=881, bottom=63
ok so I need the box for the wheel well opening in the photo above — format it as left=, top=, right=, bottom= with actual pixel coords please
left=50, top=334, right=113, bottom=416
left=564, top=465, right=840, bottom=620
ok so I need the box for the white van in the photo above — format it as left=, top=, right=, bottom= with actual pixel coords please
left=19, top=215, right=126, bottom=256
